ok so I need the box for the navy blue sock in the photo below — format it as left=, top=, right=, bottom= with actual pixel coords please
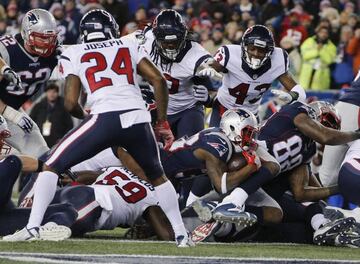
left=240, top=166, right=274, bottom=195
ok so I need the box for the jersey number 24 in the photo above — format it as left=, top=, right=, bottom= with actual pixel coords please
left=81, top=48, right=134, bottom=93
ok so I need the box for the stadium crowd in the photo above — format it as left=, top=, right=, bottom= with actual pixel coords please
left=0, top=0, right=360, bottom=249
left=0, top=0, right=359, bottom=90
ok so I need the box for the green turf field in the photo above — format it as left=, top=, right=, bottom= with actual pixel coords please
left=0, top=228, right=359, bottom=263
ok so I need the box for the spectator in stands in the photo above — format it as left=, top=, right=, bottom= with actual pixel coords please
left=339, top=1, right=356, bottom=27
left=280, top=35, right=301, bottom=81
left=30, top=83, right=73, bottom=148
left=299, top=26, right=336, bottom=90
left=261, top=0, right=294, bottom=27
left=333, top=25, right=354, bottom=89
left=202, top=23, right=231, bottom=55
left=347, top=13, right=359, bottom=29
left=64, top=0, right=82, bottom=44
left=102, top=0, right=128, bottom=30
left=5, top=0, right=19, bottom=35
left=50, top=3, right=69, bottom=44
left=280, top=10, right=308, bottom=47
left=346, top=26, right=360, bottom=75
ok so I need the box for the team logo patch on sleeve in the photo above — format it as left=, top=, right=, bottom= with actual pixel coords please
left=59, top=62, right=64, bottom=74
left=207, top=142, right=228, bottom=157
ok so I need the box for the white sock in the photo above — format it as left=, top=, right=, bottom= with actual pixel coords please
left=27, top=171, right=58, bottom=229
left=352, top=207, right=360, bottom=222
left=155, top=180, right=187, bottom=238
left=221, top=188, right=248, bottom=208
left=311, top=213, right=329, bottom=230
left=186, top=191, right=199, bottom=207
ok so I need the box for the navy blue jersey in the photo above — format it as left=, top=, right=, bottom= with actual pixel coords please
left=338, top=73, right=360, bottom=107
left=0, top=34, right=58, bottom=109
left=161, top=127, right=233, bottom=178
left=258, top=101, right=316, bottom=173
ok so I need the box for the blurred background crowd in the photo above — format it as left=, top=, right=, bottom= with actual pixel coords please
left=0, top=0, right=359, bottom=92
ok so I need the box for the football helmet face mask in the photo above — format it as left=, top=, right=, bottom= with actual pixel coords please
left=241, top=25, right=274, bottom=70
left=152, top=9, right=188, bottom=61
left=220, top=109, right=258, bottom=152
left=80, top=9, right=120, bottom=43
left=21, top=9, right=58, bottom=57
left=309, top=101, right=341, bottom=130
left=0, top=116, right=11, bottom=155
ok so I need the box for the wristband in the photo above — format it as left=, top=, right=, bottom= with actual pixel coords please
left=36, top=159, right=44, bottom=173
left=221, top=172, right=227, bottom=194
left=2, top=106, right=22, bottom=124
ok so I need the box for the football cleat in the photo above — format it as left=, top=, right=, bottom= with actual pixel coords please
left=38, top=222, right=71, bottom=241
left=191, top=221, right=220, bottom=243
left=313, top=217, right=355, bottom=246
left=176, top=232, right=195, bottom=248
left=3, top=226, right=40, bottom=241
left=323, top=206, right=345, bottom=222
left=212, top=203, right=258, bottom=226
left=335, top=231, right=360, bottom=248
left=191, top=200, right=218, bottom=222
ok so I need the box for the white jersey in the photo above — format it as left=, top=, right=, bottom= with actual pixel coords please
left=215, top=45, right=289, bottom=114
left=341, top=139, right=360, bottom=169
left=91, top=167, right=158, bottom=230
left=143, top=29, right=211, bottom=115
left=58, top=37, right=150, bottom=117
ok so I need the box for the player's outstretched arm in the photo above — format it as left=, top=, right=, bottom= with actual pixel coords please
left=288, top=163, right=338, bottom=202
left=137, top=57, right=174, bottom=149
left=64, top=74, right=86, bottom=119
left=137, top=57, right=168, bottom=122
left=294, top=113, right=360, bottom=145
left=277, top=72, right=306, bottom=103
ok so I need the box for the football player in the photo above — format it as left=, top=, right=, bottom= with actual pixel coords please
left=197, top=24, right=306, bottom=126
left=0, top=156, right=173, bottom=241
left=193, top=101, right=360, bottom=245
left=5, top=9, right=191, bottom=247
left=138, top=9, right=216, bottom=139
left=258, top=100, right=360, bottom=246
left=320, top=70, right=360, bottom=193
left=0, top=9, right=59, bottom=157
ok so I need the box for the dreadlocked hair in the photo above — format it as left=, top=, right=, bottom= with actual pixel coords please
left=150, top=40, right=174, bottom=72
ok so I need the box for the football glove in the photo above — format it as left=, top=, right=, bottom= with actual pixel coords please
left=1, top=66, right=23, bottom=91
left=197, top=67, right=223, bottom=81
left=154, top=120, right=174, bottom=151
left=2, top=106, right=33, bottom=134
left=271, top=89, right=299, bottom=104
left=193, top=85, right=209, bottom=103
left=242, top=150, right=261, bottom=170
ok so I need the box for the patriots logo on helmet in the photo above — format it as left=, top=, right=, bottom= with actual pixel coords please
left=27, top=12, right=39, bottom=25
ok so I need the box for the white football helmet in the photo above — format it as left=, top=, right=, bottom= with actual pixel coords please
left=220, top=109, right=258, bottom=152
left=21, top=9, right=58, bottom=57
left=0, top=116, right=11, bottom=155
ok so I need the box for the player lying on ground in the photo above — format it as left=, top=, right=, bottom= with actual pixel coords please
left=0, top=155, right=174, bottom=241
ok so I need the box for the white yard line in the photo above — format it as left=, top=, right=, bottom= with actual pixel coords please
left=0, top=252, right=358, bottom=264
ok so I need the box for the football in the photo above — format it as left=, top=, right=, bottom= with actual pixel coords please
left=227, top=152, right=248, bottom=172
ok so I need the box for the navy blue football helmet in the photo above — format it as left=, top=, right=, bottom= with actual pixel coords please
left=80, top=9, right=119, bottom=43
left=241, top=25, right=275, bottom=70
left=152, top=9, right=187, bottom=61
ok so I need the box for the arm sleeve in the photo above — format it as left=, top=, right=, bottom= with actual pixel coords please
left=0, top=42, right=10, bottom=64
